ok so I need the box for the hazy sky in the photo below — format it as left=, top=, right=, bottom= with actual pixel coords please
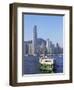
left=23, top=14, right=63, bottom=47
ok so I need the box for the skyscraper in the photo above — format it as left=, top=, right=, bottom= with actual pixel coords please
left=46, top=39, right=54, bottom=54
left=32, top=25, right=38, bottom=55
left=46, top=39, right=50, bottom=53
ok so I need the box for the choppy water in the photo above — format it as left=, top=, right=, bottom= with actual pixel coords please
left=22, top=55, right=63, bottom=75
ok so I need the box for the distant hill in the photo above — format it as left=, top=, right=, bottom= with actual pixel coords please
left=24, top=38, right=46, bottom=45
left=37, top=38, right=46, bottom=46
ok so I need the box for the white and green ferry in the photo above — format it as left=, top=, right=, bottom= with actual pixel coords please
left=39, top=56, right=54, bottom=73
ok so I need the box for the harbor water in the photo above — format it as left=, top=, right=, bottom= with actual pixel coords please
left=22, top=55, right=63, bottom=75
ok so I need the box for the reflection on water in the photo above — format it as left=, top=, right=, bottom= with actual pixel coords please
left=22, top=55, right=63, bottom=75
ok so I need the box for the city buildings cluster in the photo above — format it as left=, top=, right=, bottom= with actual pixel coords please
left=24, top=25, right=63, bottom=56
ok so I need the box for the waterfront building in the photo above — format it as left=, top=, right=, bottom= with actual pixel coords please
left=46, top=39, right=55, bottom=54
left=24, top=41, right=33, bottom=55
left=24, top=42, right=28, bottom=55
left=28, top=43, right=33, bottom=55
left=55, top=43, right=63, bottom=54
left=40, top=42, right=47, bottom=55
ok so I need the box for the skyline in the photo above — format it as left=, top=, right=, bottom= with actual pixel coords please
left=24, top=14, right=63, bottom=47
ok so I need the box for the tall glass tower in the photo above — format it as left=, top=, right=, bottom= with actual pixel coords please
left=32, top=25, right=37, bottom=55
